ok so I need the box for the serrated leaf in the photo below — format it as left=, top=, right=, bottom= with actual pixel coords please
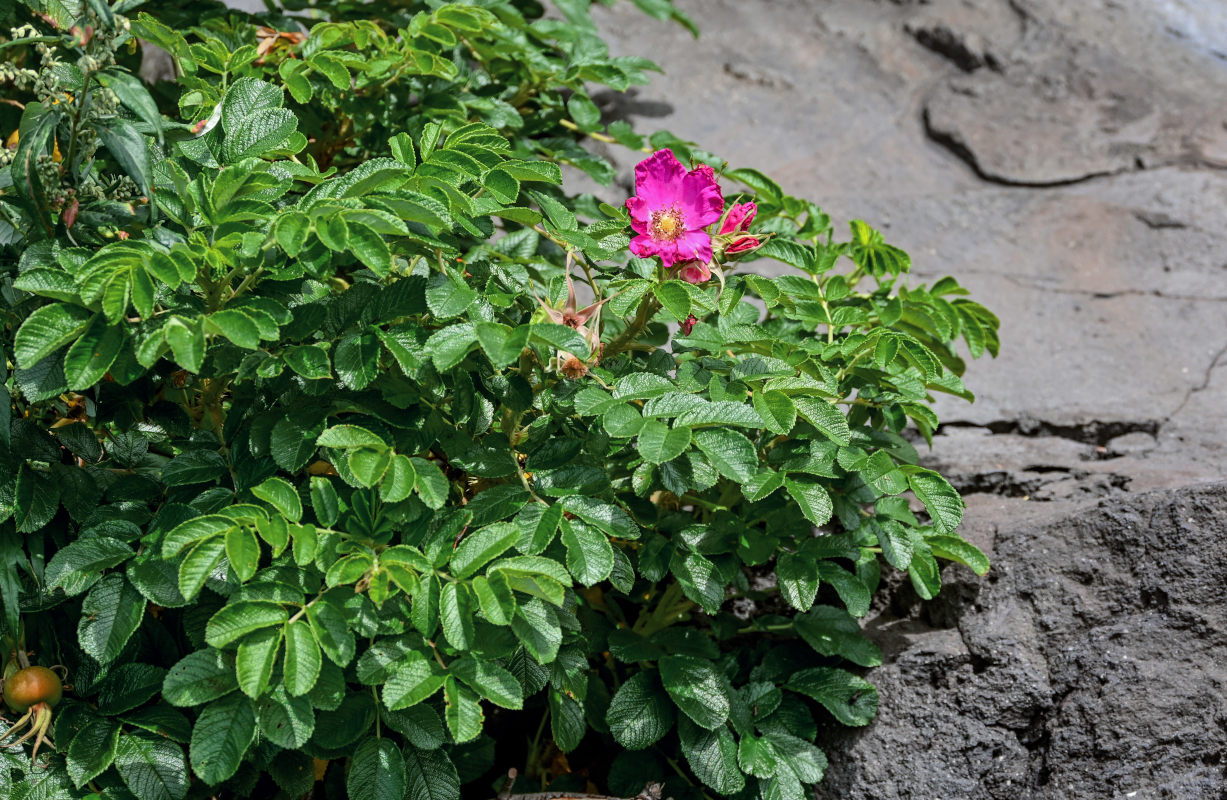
left=204, top=601, right=288, bottom=649
left=785, top=478, right=833, bottom=527
left=283, top=619, right=322, bottom=697
left=787, top=667, right=879, bottom=726
left=13, top=304, right=92, bottom=368
left=251, top=476, right=302, bottom=522
left=560, top=518, right=614, bottom=587
left=927, top=534, right=989, bottom=575
left=443, top=677, right=483, bottom=743
left=189, top=693, right=257, bottom=784
left=753, top=390, right=796, bottom=435
left=403, top=745, right=460, bottom=800
left=67, top=718, right=121, bottom=788
left=114, top=733, right=189, bottom=800
left=79, top=574, right=146, bottom=664
left=307, top=600, right=356, bottom=666
left=382, top=651, right=446, bottom=710
left=659, top=655, right=729, bottom=730
left=349, top=738, right=406, bottom=800
left=450, top=657, right=523, bottom=710
left=693, top=428, right=757, bottom=483
left=792, top=396, right=851, bottom=445
left=440, top=581, right=475, bottom=650
left=163, top=649, right=238, bottom=707
left=678, top=716, right=744, bottom=794
left=637, top=420, right=691, bottom=465
left=45, top=537, right=134, bottom=597
left=606, top=670, right=674, bottom=750
left=794, top=605, right=882, bottom=667
left=236, top=627, right=282, bottom=698
left=907, top=470, right=965, bottom=536
left=257, top=687, right=315, bottom=749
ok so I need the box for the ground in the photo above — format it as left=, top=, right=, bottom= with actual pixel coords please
left=581, top=1, right=1227, bottom=796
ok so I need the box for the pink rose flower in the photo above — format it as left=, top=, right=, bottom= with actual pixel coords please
left=676, top=260, right=711, bottom=285
left=626, top=149, right=724, bottom=267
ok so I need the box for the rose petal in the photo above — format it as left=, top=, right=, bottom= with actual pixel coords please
left=726, top=235, right=761, bottom=254
left=678, top=261, right=711, bottom=284
left=662, top=230, right=713, bottom=267
left=625, top=196, right=653, bottom=233
left=720, top=201, right=758, bottom=234
left=633, top=149, right=687, bottom=208
left=629, top=233, right=664, bottom=260
left=679, top=164, right=724, bottom=227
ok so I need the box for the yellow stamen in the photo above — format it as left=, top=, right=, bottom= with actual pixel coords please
left=649, top=206, right=686, bottom=242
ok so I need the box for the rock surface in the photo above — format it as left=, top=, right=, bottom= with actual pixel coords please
left=582, top=0, right=1227, bottom=796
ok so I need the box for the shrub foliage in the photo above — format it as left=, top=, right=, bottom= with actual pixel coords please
left=0, top=1, right=998, bottom=799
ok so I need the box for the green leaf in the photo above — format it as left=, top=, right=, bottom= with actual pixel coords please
left=275, top=211, right=310, bottom=256
left=511, top=598, right=562, bottom=664
left=205, top=602, right=288, bottom=649
left=678, top=716, right=744, bottom=794
left=11, top=102, right=60, bottom=237
left=549, top=690, right=586, bottom=753
left=381, top=454, right=418, bottom=503
left=412, top=458, right=449, bottom=509
left=178, top=538, right=226, bottom=602
left=97, top=117, right=153, bottom=194
left=637, top=420, right=691, bottom=465
left=907, top=469, right=965, bottom=535
left=67, top=718, right=121, bottom=788
left=560, top=518, right=614, bottom=587
left=45, top=537, right=134, bottom=597
left=440, top=581, right=475, bottom=650
left=765, top=732, right=827, bottom=784
left=560, top=497, right=638, bottom=540
left=348, top=222, right=393, bottom=276
left=284, top=344, right=331, bottom=379
left=236, top=626, right=282, bottom=698
left=816, top=562, right=871, bottom=617
left=257, top=687, right=315, bottom=749
left=79, top=574, right=146, bottom=664
left=251, top=477, right=303, bottom=522
left=776, top=551, right=818, bottom=612
left=205, top=309, right=260, bottom=349
left=403, top=746, right=460, bottom=800
left=189, top=693, right=257, bottom=784
left=693, top=428, right=757, bottom=483
left=64, top=314, right=125, bottom=389
left=223, top=107, right=297, bottom=162
left=163, top=649, right=238, bottom=707
left=317, top=424, right=385, bottom=449
left=737, top=734, right=780, bottom=778
left=114, top=733, right=189, bottom=800
left=349, top=738, right=406, bottom=800
left=787, top=667, right=879, bottom=726
left=927, top=534, right=990, bottom=574
left=659, top=655, right=730, bottom=730
left=426, top=272, right=478, bottom=320
left=335, top=332, right=382, bottom=390
left=282, top=619, right=322, bottom=697
left=450, top=657, right=523, bottom=710
left=349, top=447, right=392, bottom=488
left=655, top=280, right=691, bottom=320
left=450, top=523, right=519, bottom=580
left=383, top=651, right=446, bottom=710
left=606, top=670, right=675, bottom=750
left=443, top=677, right=483, bottom=743
left=225, top=526, right=261, bottom=583
left=474, top=322, right=529, bottom=369
left=785, top=478, right=833, bottom=527
left=792, top=397, right=851, bottom=445
left=794, top=605, right=882, bottom=668
left=13, top=304, right=92, bottom=368
left=753, top=390, right=797, bottom=435
left=307, top=600, right=356, bottom=666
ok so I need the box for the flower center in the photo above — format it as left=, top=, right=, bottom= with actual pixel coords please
left=649, top=206, right=686, bottom=242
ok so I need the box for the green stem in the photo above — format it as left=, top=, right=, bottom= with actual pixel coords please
left=603, top=296, right=660, bottom=360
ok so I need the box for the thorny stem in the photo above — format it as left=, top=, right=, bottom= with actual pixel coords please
left=602, top=296, right=660, bottom=360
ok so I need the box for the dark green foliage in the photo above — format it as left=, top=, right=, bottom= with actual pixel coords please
left=0, top=1, right=997, bottom=799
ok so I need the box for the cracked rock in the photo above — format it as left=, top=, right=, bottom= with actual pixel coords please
left=816, top=483, right=1227, bottom=799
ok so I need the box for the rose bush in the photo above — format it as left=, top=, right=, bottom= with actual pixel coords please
left=0, top=2, right=998, bottom=800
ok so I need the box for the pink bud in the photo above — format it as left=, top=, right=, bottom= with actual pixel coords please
left=726, top=235, right=760, bottom=254
left=720, top=202, right=757, bottom=235
left=680, top=314, right=697, bottom=335
left=677, top=261, right=711, bottom=285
